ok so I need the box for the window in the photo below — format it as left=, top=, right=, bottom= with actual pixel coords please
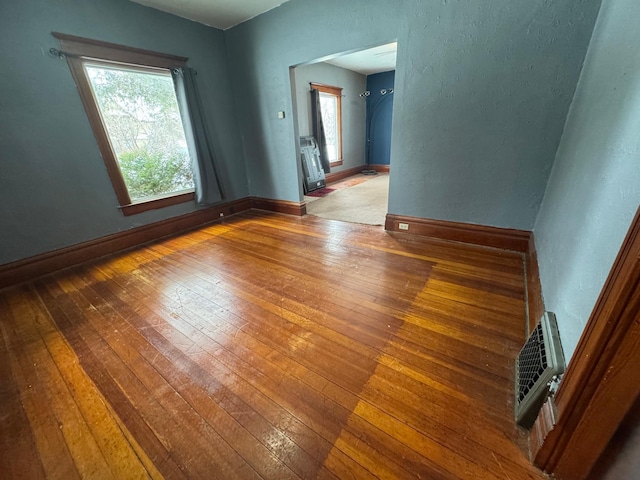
left=311, top=83, right=343, bottom=167
left=85, top=63, right=194, bottom=201
left=53, top=33, right=196, bottom=215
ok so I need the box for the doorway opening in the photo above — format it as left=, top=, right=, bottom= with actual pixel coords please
left=291, top=42, right=397, bottom=226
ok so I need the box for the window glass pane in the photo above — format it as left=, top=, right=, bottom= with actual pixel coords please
left=319, top=92, right=338, bottom=162
left=85, top=64, right=194, bottom=201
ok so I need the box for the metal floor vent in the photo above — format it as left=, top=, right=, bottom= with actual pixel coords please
left=515, top=312, right=565, bottom=428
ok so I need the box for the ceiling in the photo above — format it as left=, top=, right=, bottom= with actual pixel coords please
left=325, top=42, right=397, bottom=76
left=130, top=0, right=291, bottom=30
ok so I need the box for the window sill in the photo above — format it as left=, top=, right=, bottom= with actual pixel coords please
left=120, top=190, right=195, bottom=216
left=330, top=160, right=343, bottom=167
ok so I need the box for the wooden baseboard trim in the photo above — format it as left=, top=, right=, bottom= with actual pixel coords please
left=325, top=164, right=390, bottom=184
left=385, top=214, right=531, bottom=252
left=250, top=197, right=306, bottom=216
left=530, top=398, right=559, bottom=461
left=526, top=235, right=545, bottom=334
left=0, top=195, right=308, bottom=289
left=325, top=165, right=367, bottom=184
left=370, top=164, right=390, bottom=173
left=0, top=197, right=253, bottom=289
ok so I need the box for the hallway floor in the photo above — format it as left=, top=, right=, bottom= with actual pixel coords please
left=305, top=173, right=389, bottom=226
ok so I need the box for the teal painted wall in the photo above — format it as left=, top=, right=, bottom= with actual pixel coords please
left=534, top=0, right=640, bottom=362
left=0, top=0, right=246, bottom=265
left=225, top=0, right=601, bottom=229
left=293, top=62, right=366, bottom=173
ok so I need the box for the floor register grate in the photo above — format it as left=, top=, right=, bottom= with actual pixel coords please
left=515, top=312, right=565, bottom=428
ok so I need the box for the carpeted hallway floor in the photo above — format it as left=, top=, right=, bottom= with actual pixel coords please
left=305, top=173, right=389, bottom=226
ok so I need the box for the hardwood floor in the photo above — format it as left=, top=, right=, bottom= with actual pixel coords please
left=0, top=211, right=547, bottom=479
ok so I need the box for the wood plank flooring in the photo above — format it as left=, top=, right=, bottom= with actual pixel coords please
left=0, top=211, right=548, bottom=479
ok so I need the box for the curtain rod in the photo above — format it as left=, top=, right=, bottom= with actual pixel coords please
left=49, top=47, right=82, bottom=59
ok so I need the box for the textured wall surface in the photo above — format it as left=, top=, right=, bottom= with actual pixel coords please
left=534, top=0, right=640, bottom=361
left=226, top=0, right=601, bottom=228
left=365, top=71, right=395, bottom=166
left=293, top=62, right=366, bottom=172
left=0, top=0, right=246, bottom=264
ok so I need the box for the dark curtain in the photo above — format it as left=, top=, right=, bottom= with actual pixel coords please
left=310, top=88, right=331, bottom=174
left=172, top=67, right=223, bottom=205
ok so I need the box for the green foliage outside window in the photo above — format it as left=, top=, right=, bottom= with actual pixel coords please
left=118, top=149, right=193, bottom=199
